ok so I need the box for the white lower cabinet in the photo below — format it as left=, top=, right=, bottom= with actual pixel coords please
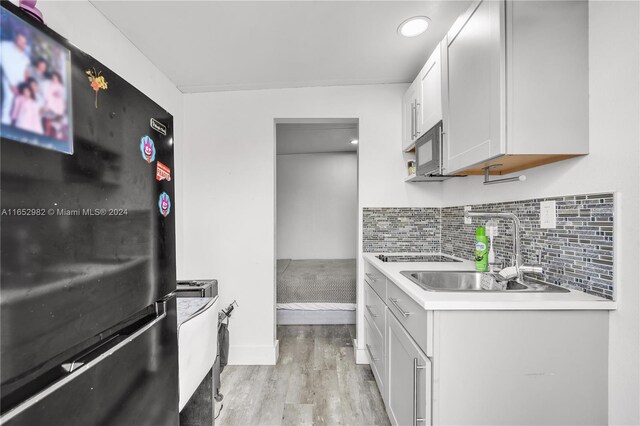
left=364, top=261, right=386, bottom=301
left=365, top=280, right=386, bottom=336
left=364, top=258, right=607, bottom=426
left=364, top=311, right=385, bottom=394
left=386, top=312, right=431, bottom=426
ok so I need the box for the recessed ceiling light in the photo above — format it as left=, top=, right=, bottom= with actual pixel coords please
left=350, top=139, right=359, bottom=145
left=397, top=16, right=431, bottom=37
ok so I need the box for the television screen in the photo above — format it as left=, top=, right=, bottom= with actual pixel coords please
left=0, top=5, right=73, bottom=154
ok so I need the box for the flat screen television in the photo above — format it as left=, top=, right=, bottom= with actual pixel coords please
left=0, top=5, right=73, bottom=154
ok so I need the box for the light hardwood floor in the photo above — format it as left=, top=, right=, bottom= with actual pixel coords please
left=216, top=325, right=390, bottom=426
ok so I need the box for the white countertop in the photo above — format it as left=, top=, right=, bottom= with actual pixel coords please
left=177, top=297, right=214, bottom=327
left=363, top=253, right=616, bottom=311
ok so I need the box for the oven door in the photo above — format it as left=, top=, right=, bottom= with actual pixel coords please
left=415, top=121, right=442, bottom=176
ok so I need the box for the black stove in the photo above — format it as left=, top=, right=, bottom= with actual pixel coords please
left=376, top=254, right=462, bottom=263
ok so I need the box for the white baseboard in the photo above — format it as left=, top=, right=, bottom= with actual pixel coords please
left=227, top=342, right=279, bottom=365
left=353, top=338, right=369, bottom=364
left=277, top=309, right=356, bottom=325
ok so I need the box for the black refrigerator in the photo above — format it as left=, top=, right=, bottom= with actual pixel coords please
left=0, top=3, right=179, bottom=425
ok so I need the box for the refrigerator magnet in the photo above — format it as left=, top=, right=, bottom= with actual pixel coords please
left=156, top=161, right=171, bottom=181
left=150, top=118, right=167, bottom=136
left=140, top=135, right=156, bottom=163
left=158, top=192, right=171, bottom=217
left=85, top=68, right=108, bottom=109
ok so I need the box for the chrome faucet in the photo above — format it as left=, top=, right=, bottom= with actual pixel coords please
left=464, top=210, right=542, bottom=282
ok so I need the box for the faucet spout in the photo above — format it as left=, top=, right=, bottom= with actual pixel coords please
left=464, top=210, right=524, bottom=281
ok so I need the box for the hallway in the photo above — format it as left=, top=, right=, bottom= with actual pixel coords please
left=217, top=325, right=389, bottom=426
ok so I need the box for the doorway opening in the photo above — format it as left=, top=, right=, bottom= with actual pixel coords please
left=275, top=118, right=359, bottom=325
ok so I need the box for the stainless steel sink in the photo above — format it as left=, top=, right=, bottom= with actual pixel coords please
left=400, top=270, right=570, bottom=293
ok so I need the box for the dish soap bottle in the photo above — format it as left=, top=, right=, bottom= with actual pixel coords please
left=475, top=227, right=489, bottom=271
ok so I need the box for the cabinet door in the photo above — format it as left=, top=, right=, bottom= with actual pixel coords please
left=444, top=0, right=505, bottom=174
left=418, top=44, right=443, bottom=135
left=387, top=312, right=431, bottom=426
left=365, top=312, right=385, bottom=398
left=402, top=81, right=419, bottom=151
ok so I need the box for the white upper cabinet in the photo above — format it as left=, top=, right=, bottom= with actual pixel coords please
left=417, top=43, right=443, bottom=139
left=442, top=0, right=503, bottom=174
left=402, top=42, right=444, bottom=152
left=402, top=81, right=420, bottom=151
left=442, top=0, right=589, bottom=175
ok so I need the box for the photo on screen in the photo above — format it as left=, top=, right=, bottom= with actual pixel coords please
left=0, top=5, right=73, bottom=154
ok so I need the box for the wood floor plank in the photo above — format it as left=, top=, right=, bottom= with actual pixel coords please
left=335, top=347, right=363, bottom=425
left=282, top=403, right=314, bottom=426
left=365, top=379, right=390, bottom=426
left=311, top=369, right=344, bottom=426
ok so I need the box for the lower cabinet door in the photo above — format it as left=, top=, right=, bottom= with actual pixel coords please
left=364, top=313, right=385, bottom=394
left=387, top=313, right=431, bottom=426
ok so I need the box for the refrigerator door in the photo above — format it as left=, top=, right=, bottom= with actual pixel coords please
left=0, top=297, right=179, bottom=426
left=0, top=3, right=176, bottom=408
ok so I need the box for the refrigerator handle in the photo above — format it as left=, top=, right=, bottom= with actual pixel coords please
left=0, top=301, right=168, bottom=424
left=61, top=301, right=168, bottom=373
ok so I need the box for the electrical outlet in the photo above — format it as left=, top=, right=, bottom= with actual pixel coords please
left=540, top=200, right=556, bottom=229
left=464, top=206, right=472, bottom=225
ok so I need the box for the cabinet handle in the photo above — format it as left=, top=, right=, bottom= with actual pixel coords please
left=413, top=358, right=426, bottom=426
left=439, top=126, right=445, bottom=172
left=415, top=102, right=421, bottom=135
left=365, top=273, right=377, bottom=282
left=411, top=103, right=416, bottom=139
left=365, top=304, right=378, bottom=318
left=389, top=298, right=412, bottom=318
left=366, top=343, right=379, bottom=362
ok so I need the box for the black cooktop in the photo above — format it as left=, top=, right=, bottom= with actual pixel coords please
left=376, top=254, right=462, bottom=263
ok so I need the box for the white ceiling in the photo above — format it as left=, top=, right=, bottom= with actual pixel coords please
left=90, top=1, right=470, bottom=93
left=276, top=122, right=358, bottom=155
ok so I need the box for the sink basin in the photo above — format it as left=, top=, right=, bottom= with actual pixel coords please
left=400, top=270, right=570, bottom=293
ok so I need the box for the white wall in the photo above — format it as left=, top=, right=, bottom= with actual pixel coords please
left=440, top=2, right=640, bottom=423
left=181, top=84, right=441, bottom=364
left=277, top=152, right=357, bottom=260
left=36, top=0, right=186, bottom=274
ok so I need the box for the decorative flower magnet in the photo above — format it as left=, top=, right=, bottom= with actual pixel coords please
left=86, top=68, right=108, bottom=108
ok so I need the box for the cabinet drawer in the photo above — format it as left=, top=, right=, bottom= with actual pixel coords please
left=364, top=262, right=386, bottom=300
left=364, top=282, right=385, bottom=335
left=365, top=313, right=385, bottom=391
left=386, top=279, right=431, bottom=355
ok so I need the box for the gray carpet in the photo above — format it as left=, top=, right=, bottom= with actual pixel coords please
left=277, top=259, right=356, bottom=303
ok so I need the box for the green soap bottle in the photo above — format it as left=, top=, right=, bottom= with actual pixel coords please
left=475, top=227, right=489, bottom=271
